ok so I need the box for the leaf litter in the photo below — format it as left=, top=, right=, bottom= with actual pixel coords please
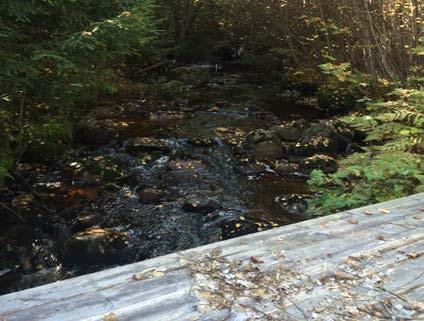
left=181, top=246, right=424, bottom=321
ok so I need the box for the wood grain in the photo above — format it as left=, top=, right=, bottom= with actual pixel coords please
left=0, top=193, right=423, bottom=321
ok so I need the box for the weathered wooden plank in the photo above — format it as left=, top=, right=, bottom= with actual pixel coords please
left=0, top=193, right=423, bottom=321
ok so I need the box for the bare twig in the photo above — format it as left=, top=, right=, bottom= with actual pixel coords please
left=134, top=61, right=170, bottom=75
left=0, top=202, right=26, bottom=223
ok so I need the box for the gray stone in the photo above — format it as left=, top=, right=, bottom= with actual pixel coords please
left=253, top=141, right=284, bottom=161
left=139, top=189, right=164, bottom=204
left=183, top=197, right=220, bottom=214
left=126, top=137, right=171, bottom=154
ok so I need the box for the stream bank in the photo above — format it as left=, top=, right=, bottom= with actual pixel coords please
left=0, top=67, right=357, bottom=294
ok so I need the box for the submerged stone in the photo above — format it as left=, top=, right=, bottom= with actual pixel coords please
left=63, top=228, right=129, bottom=265
left=139, top=188, right=164, bottom=204
left=126, top=137, right=172, bottom=154
left=253, top=141, right=284, bottom=161
left=183, top=197, right=220, bottom=214
left=75, top=117, right=116, bottom=145
left=273, top=161, right=299, bottom=174
left=270, top=120, right=310, bottom=141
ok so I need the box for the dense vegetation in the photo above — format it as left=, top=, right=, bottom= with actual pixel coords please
left=1, top=0, right=423, bottom=215
left=0, top=0, right=158, bottom=166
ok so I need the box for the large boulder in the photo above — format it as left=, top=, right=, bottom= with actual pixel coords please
left=244, top=129, right=280, bottom=148
left=270, top=120, right=310, bottom=141
left=75, top=117, right=116, bottom=145
left=299, top=154, right=338, bottom=174
left=126, top=137, right=172, bottom=155
left=183, top=197, right=220, bottom=214
left=241, top=128, right=284, bottom=161
left=63, top=228, right=129, bottom=265
left=286, top=120, right=354, bottom=156
left=273, top=160, right=299, bottom=174
left=253, top=141, right=285, bottom=161
left=139, top=188, right=164, bottom=204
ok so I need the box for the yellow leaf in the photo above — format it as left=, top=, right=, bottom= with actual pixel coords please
left=103, top=313, right=118, bottom=321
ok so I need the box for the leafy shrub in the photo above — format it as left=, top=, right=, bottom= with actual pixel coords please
left=317, top=82, right=364, bottom=113
left=309, top=85, right=424, bottom=215
left=308, top=151, right=424, bottom=215
left=0, top=0, right=159, bottom=166
left=340, top=88, right=424, bottom=153
left=22, top=119, right=73, bottom=162
left=317, top=62, right=366, bottom=113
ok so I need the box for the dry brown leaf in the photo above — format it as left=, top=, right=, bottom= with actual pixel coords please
left=132, top=268, right=165, bottom=281
left=420, top=208, right=424, bottom=212
left=344, top=257, right=361, bottom=268
left=103, top=313, right=118, bottom=321
left=378, top=208, right=391, bottom=214
left=406, top=252, right=420, bottom=259
left=334, top=271, right=354, bottom=280
left=348, top=219, right=359, bottom=225
left=250, top=256, right=264, bottom=264
left=347, top=255, right=361, bottom=262
left=210, top=247, right=222, bottom=258
left=364, top=211, right=373, bottom=216
left=376, top=235, right=386, bottom=241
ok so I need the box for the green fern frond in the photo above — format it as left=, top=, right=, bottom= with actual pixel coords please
left=378, top=109, right=424, bottom=127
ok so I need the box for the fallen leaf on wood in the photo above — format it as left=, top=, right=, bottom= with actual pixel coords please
left=348, top=219, right=358, bottom=225
left=103, top=313, right=118, bottom=321
left=334, top=271, right=354, bottom=280
left=378, top=208, right=391, bottom=214
left=347, top=255, right=361, bottom=262
left=344, top=257, right=361, bottom=268
left=364, top=211, right=373, bottom=216
left=210, top=247, right=222, bottom=258
left=420, top=208, right=424, bottom=211
left=406, top=252, right=420, bottom=259
left=376, top=235, right=386, bottom=241
left=250, top=256, right=264, bottom=264
left=132, top=268, right=165, bottom=281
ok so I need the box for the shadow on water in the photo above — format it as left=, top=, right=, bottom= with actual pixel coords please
left=0, top=71, right=319, bottom=294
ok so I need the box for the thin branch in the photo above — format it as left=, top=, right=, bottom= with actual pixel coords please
left=0, top=202, right=27, bottom=223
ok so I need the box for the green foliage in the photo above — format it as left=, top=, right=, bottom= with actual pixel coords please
left=317, top=62, right=366, bottom=113
left=0, top=0, right=159, bottom=171
left=340, top=88, right=424, bottom=153
left=308, top=151, right=424, bottom=215
left=0, top=139, right=13, bottom=185
left=22, top=118, right=73, bottom=162
left=310, top=86, right=424, bottom=215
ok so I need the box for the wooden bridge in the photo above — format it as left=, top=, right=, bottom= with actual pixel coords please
left=1, top=193, right=423, bottom=321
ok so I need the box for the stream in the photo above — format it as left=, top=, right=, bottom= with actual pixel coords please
left=1, top=68, right=354, bottom=294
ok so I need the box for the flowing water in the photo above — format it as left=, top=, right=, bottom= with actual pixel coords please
left=0, top=71, right=319, bottom=293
